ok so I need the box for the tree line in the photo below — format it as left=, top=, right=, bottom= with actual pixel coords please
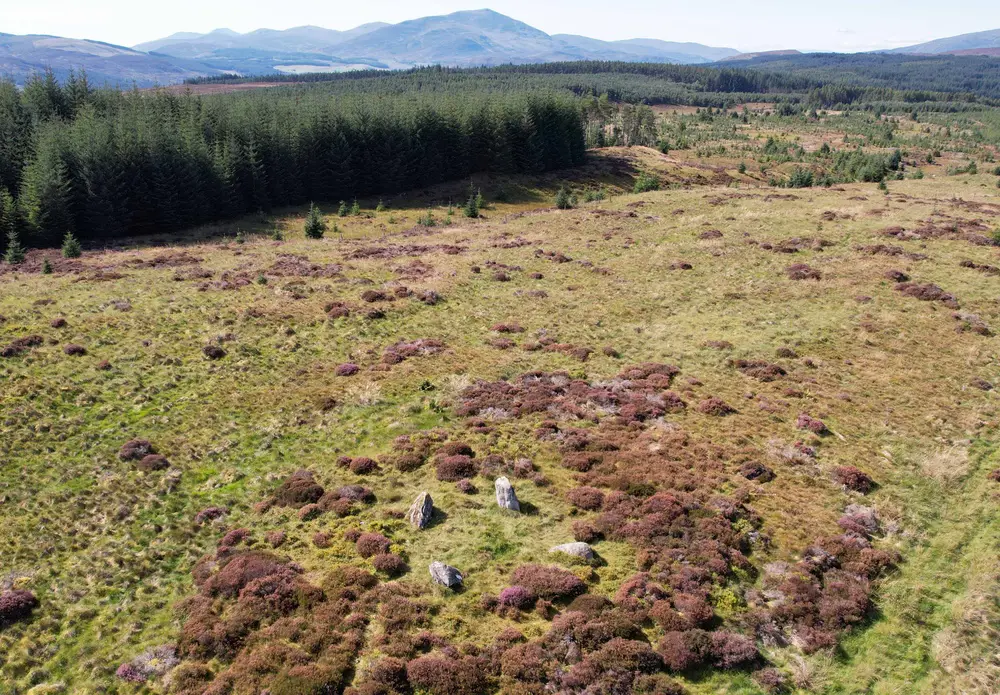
left=0, top=73, right=585, bottom=251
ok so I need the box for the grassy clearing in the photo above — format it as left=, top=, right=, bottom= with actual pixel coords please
left=2, top=130, right=1000, bottom=693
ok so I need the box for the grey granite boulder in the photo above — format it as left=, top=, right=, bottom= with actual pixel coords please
left=549, top=542, right=595, bottom=560
left=429, top=561, right=463, bottom=588
left=408, top=491, right=434, bottom=529
left=495, top=476, right=520, bottom=512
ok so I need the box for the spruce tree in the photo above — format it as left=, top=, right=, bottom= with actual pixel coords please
left=338, top=201, right=348, bottom=217
left=42, top=258, right=53, bottom=274
left=4, top=228, right=25, bottom=265
left=555, top=187, right=572, bottom=210
left=463, top=189, right=480, bottom=218
left=304, top=203, right=327, bottom=239
left=61, top=230, right=82, bottom=258
left=350, top=199, right=361, bottom=216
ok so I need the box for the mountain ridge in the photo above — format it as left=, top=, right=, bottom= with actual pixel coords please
left=890, top=28, right=1000, bottom=54
left=130, top=8, right=740, bottom=74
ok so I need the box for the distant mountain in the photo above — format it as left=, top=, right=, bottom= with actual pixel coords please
left=1, top=9, right=740, bottom=85
left=0, top=33, right=221, bottom=86
left=135, top=9, right=740, bottom=74
left=890, top=28, right=1000, bottom=54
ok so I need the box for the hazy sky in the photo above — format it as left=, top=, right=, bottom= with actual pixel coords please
left=5, top=0, right=1000, bottom=52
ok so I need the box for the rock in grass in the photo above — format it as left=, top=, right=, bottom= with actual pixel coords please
left=408, top=491, right=434, bottom=529
left=429, top=561, right=463, bottom=588
left=495, top=476, right=520, bottom=512
left=549, top=542, right=595, bottom=560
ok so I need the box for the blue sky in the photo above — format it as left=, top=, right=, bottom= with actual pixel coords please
left=5, top=0, right=1000, bottom=52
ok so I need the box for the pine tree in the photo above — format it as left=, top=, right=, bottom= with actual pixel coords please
left=555, top=187, right=573, bottom=210
left=304, top=203, right=327, bottom=239
left=61, top=230, right=82, bottom=258
left=42, top=258, right=53, bottom=274
left=338, top=201, right=348, bottom=217
left=19, top=129, right=75, bottom=247
left=350, top=199, right=361, bottom=216
left=4, top=228, right=25, bottom=265
left=463, top=188, right=480, bottom=218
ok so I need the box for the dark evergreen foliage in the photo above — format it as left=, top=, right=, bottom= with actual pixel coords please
left=0, top=76, right=585, bottom=248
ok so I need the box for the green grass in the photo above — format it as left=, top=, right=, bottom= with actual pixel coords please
left=2, top=122, right=1000, bottom=693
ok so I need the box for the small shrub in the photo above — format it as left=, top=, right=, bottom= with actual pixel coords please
left=633, top=173, right=660, bottom=193
left=572, top=520, right=601, bottom=543
left=373, top=553, right=407, bottom=576
left=195, top=506, right=227, bottom=525
left=361, top=290, right=388, bottom=303
left=61, top=231, right=83, bottom=258
left=0, top=589, right=39, bottom=626
left=436, top=455, right=477, bottom=481
left=303, top=203, right=328, bottom=239
left=63, top=343, right=86, bottom=356
left=832, top=466, right=876, bottom=494
left=710, top=631, right=760, bottom=669
left=786, top=263, right=821, bottom=280
left=787, top=168, right=814, bottom=188
left=498, top=585, right=537, bottom=610
left=349, top=457, right=378, bottom=475
left=3, top=229, right=25, bottom=265
left=119, top=438, right=155, bottom=461
left=796, top=413, right=829, bottom=435
left=698, top=397, right=736, bottom=416
left=115, top=663, right=146, bottom=683
left=555, top=187, right=573, bottom=210
left=658, top=629, right=712, bottom=672
left=456, top=478, right=477, bottom=494
left=567, top=486, right=605, bottom=511
left=335, top=363, right=360, bottom=377
left=406, top=655, right=488, bottom=695
left=739, top=461, right=775, bottom=482
left=438, top=442, right=475, bottom=457
left=137, top=454, right=170, bottom=472
left=203, top=345, right=226, bottom=360
left=510, top=564, right=586, bottom=600
left=273, top=469, right=325, bottom=508
left=356, top=532, right=391, bottom=558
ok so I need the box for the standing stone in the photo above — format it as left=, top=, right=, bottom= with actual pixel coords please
left=408, top=491, right=434, bottom=529
left=495, top=476, right=520, bottom=512
left=549, top=542, right=595, bottom=560
left=429, top=561, right=463, bottom=588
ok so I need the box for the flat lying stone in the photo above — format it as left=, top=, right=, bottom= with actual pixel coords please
left=429, top=561, right=463, bottom=588
left=408, top=491, right=434, bottom=529
left=549, top=542, right=595, bottom=560
left=495, top=476, right=520, bottom=512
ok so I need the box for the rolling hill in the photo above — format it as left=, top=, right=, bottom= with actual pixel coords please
left=890, top=28, right=1000, bottom=54
left=0, top=33, right=221, bottom=86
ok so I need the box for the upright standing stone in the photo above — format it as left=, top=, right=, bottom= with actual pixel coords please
left=408, top=491, right=434, bottom=529
left=429, top=561, right=463, bottom=588
left=495, top=476, right=520, bottom=512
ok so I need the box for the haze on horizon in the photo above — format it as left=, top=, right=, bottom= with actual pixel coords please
left=5, top=0, right=1000, bottom=54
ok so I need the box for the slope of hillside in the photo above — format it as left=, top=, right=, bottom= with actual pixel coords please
left=891, top=28, right=1000, bottom=54
left=0, top=33, right=220, bottom=86
left=3, top=136, right=1000, bottom=692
